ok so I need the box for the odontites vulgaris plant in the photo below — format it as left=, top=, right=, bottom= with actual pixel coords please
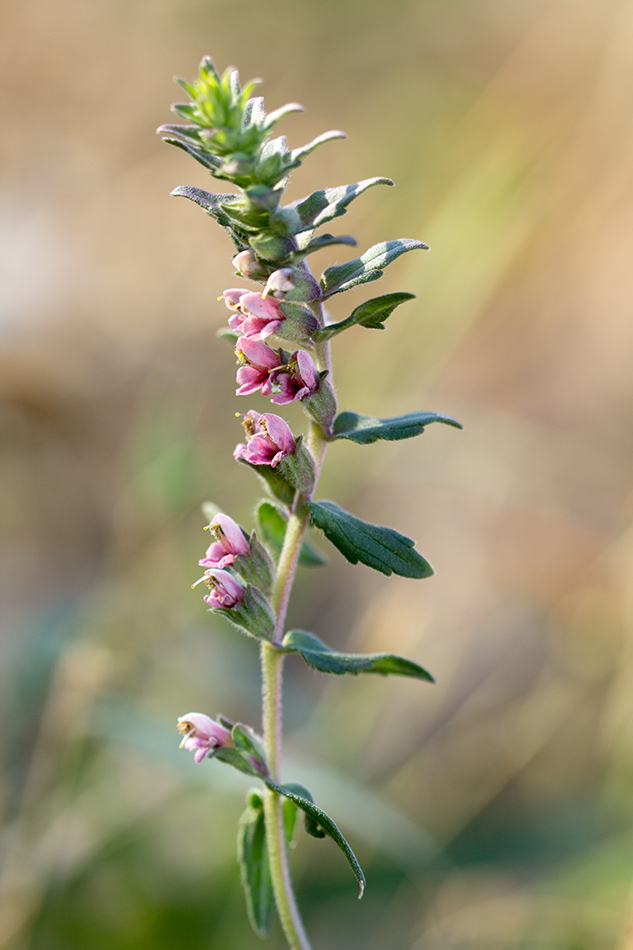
left=159, top=56, right=462, bottom=950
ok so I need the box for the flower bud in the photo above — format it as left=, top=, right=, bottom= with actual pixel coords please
left=263, top=268, right=295, bottom=299
left=263, top=267, right=321, bottom=302
left=177, top=712, right=233, bottom=763
left=232, top=250, right=269, bottom=281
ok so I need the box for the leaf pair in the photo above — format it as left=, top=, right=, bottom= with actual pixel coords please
left=238, top=789, right=298, bottom=937
left=238, top=782, right=365, bottom=937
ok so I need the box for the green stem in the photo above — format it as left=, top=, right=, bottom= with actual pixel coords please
left=260, top=288, right=333, bottom=950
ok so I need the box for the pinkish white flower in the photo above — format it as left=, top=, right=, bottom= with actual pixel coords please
left=233, top=410, right=296, bottom=467
left=268, top=350, right=320, bottom=404
left=223, top=288, right=285, bottom=340
left=232, top=249, right=267, bottom=279
left=192, top=568, right=246, bottom=608
left=235, top=337, right=284, bottom=397
left=177, top=712, right=232, bottom=763
left=199, top=513, right=249, bottom=569
left=263, top=268, right=295, bottom=299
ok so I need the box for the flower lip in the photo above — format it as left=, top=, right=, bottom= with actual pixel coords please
left=199, top=513, right=249, bottom=569
left=223, top=288, right=285, bottom=341
left=268, top=349, right=320, bottom=404
left=235, top=338, right=284, bottom=397
left=177, top=712, right=233, bottom=763
left=233, top=410, right=296, bottom=467
left=192, top=568, right=246, bottom=608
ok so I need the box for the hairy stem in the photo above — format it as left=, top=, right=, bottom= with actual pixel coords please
left=260, top=281, right=333, bottom=950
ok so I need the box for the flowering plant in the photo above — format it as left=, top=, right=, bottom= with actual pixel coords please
left=159, top=57, right=461, bottom=949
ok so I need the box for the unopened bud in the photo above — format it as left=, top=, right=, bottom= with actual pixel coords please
left=264, top=268, right=321, bottom=302
left=232, top=250, right=269, bottom=280
left=263, top=268, right=295, bottom=299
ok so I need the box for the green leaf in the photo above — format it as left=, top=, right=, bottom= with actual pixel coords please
left=236, top=458, right=296, bottom=507
left=238, top=792, right=275, bottom=937
left=159, top=133, right=223, bottom=172
left=289, top=178, right=393, bottom=234
left=171, top=184, right=240, bottom=221
left=320, top=239, right=428, bottom=298
left=256, top=501, right=326, bottom=567
left=232, top=724, right=268, bottom=775
left=313, top=292, right=415, bottom=341
left=242, top=96, right=266, bottom=128
left=263, top=101, right=305, bottom=132
left=266, top=780, right=366, bottom=896
left=282, top=630, right=434, bottom=682
left=281, top=783, right=325, bottom=838
left=296, top=233, right=357, bottom=256
left=308, top=501, right=433, bottom=578
left=216, top=326, right=241, bottom=345
left=332, top=411, right=462, bottom=444
left=282, top=796, right=299, bottom=845
left=286, top=130, right=347, bottom=167
left=214, top=745, right=265, bottom=778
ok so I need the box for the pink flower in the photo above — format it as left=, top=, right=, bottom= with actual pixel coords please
left=235, top=338, right=284, bottom=397
left=263, top=268, right=295, bottom=299
left=232, top=249, right=267, bottom=280
left=233, top=410, right=296, bottom=467
left=199, top=513, right=249, bottom=569
left=177, top=712, right=232, bottom=763
left=223, top=288, right=285, bottom=340
left=268, top=350, right=320, bottom=405
left=192, top=568, right=246, bottom=608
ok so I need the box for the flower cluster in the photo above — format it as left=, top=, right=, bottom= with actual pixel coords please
left=162, top=55, right=454, bottom=947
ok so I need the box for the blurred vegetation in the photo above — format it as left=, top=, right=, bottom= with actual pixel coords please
left=3, top=0, right=633, bottom=947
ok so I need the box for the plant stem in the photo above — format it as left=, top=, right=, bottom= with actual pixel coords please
left=260, top=271, right=333, bottom=950
left=261, top=643, right=311, bottom=950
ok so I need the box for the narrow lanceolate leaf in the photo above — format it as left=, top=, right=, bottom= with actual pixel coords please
left=320, top=239, right=429, bottom=298
left=288, top=177, right=393, bottom=234
left=296, top=232, right=358, bottom=255
left=332, top=411, right=463, bottom=444
left=171, top=185, right=240, bottom=219
left=282, top=629, right=434, bottom=682
left=256, top=501, right=326, bottom=567
left=308, top=501, right=433, bottom=578
left=266, top=780, right=366, bottom=897
left=238, top=792, right=275, bottom=937
left=158, top=134, right=223, bottom=172
left=313, top=292, right=415, bottom=341
left=286, top=130, right=347, bottom=167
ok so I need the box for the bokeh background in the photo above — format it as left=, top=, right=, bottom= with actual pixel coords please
left=3, top=0, right=633, bottom=947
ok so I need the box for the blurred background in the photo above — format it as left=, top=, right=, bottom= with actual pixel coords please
left=2, top=0, right=633, bottom=947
